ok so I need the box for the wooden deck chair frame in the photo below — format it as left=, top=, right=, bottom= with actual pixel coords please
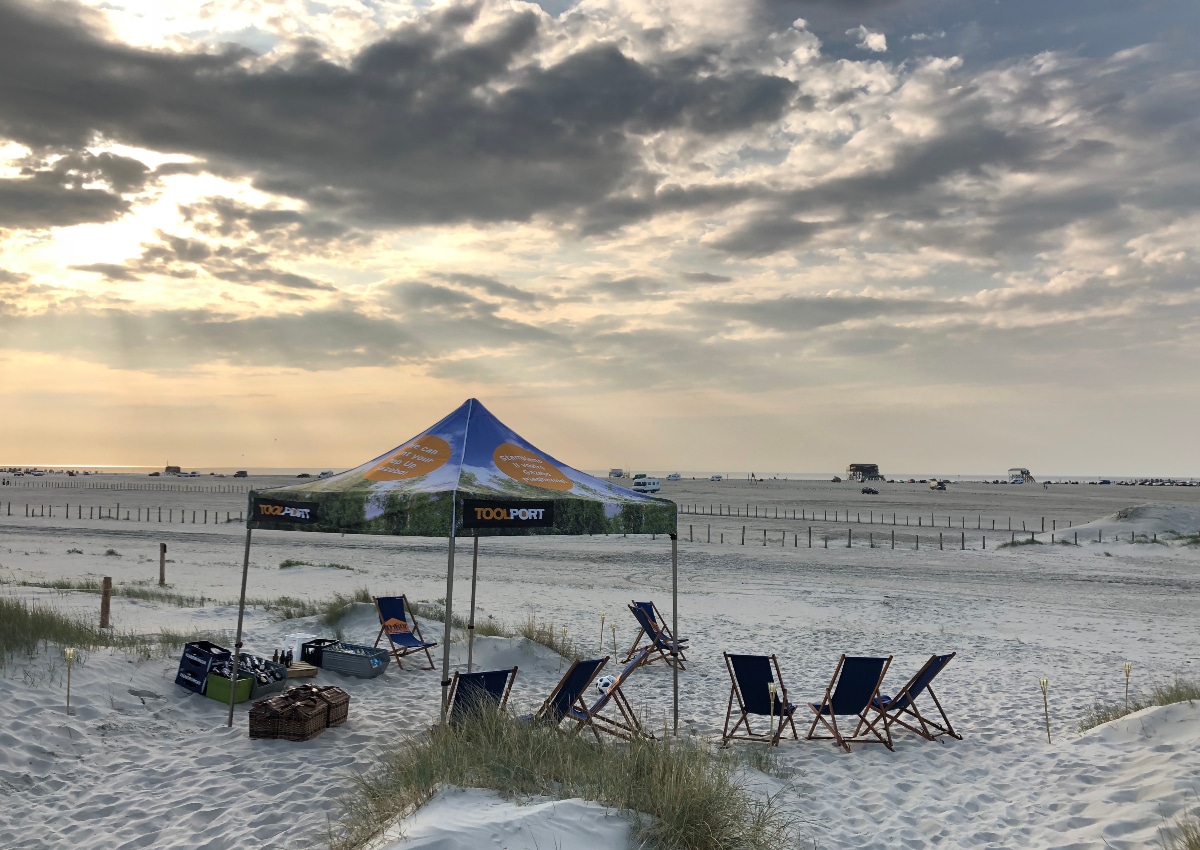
left=806, top=654, right=894, bottom=753
left=446, top=666, right=518, bottom=723
left=373, top=595, right=437, bottom=670
left=872, top=652, right=962, bottom=742
left=721, top=653, right=799, bottom=747
left=532, top=656, right=609, bottom=727
left=623, top=602, right=688, bottom=670
left=568, top=648, right=655, bottom=743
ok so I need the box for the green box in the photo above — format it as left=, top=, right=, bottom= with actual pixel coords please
left=205, top=672, right=253, bottom=704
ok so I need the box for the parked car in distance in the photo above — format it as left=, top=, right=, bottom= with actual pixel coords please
left=148, top=471, right=160, bottom=477
left=296, top=473, right=312, bottom=478
left=709, top=474, right=723, bottom=482
left=861, top=487, right=879, bottom=495
left=666, top=473, right=682, bottom=482
left=632, top=477, right=661, bottom=493
left=233, top=470, right=248, bottom=478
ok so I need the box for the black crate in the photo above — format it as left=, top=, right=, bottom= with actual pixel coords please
left=181, top=640, right=231, bottom=669
left=174, top=641, right=232, bottom=695
left=174, top=657, right=211, bottom=694
left=300, top=638, right=340, bottom=667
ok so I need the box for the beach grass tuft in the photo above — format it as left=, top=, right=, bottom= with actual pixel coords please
left=1078, top=677, right=1200, bottom=732
left=519, top=615, right=583, bottom=661
left=279, top=559, right=312, bottom=569
left=0, top=597, right=231, bottom=665
left=332, top=703, right=793, bottom=850
left=998, top=538, right=1044, bottom=549
left=1162, top=810, right=1200, bottom=850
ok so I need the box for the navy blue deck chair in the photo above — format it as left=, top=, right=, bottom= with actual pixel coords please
left=373, top=595, right=437, bottom=670
left=870, top=652, right=961, bottom=742
left=624, top=601, right=688, bottom=669
left=526, top=657, right=609, bottom=727
left=446, top=666, right=518, bottom=725
left=806, top=654, right=893, bottom=752
left=721, top=653, right=799, bottom=746
left=567, top=648, right=654, bottom=742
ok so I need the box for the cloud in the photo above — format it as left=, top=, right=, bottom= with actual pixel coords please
left=847, top=25, right=887, bottom=52
left=0, top=1, right=795, bottom=231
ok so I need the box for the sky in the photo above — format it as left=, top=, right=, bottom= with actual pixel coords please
left=1, top=0, right=1198, bottom=477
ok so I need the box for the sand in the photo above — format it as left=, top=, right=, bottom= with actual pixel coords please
left=1, top=476, right=1199, bottom=848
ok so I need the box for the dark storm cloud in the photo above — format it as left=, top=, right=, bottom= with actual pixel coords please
left=68, top=229, right=336, bottom=294
left=691, top=293, right=957, bottom=331
left=0, top=150, right=150, bottom=228
left=682, top=272, right=733, bottom=283
left=434, top=273, right=538, bottom=304
left=0, top=0, right=795, bottom=230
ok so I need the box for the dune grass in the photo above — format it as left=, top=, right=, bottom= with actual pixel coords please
left=1162, top=811, right=1200, bottom=850
left=5, top=577, right=213, bottom=608
left=255, top=588, right=373, bottom=628
left=998, top=538, right=1044, bottom=549
left=332, top=703, right=792, bottom=850
left=1078, top=677, right=1200, bottom=732
left=0, top=597, right=231, bottom=665
left=519, top=614, right=583, bottom=661
left=279, top=559, right=355, bottom=570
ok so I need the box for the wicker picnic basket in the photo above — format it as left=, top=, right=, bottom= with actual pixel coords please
left=248, top=693, right=296, bottom=740
left=280, top=684, right=351, bottom=727
left=277, top=697, right=328, bottom=742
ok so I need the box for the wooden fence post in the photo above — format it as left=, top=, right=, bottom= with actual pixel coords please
left=100, top=577, right=112, bottom=628
left=159, top=543, right=167, bottom=586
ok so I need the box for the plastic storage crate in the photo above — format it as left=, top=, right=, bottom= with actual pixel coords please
left=250, top=659, right=289, bottom=699
left=321, top=642, right=390, bottom=678
left=205, top=671, right=254, bottom=704
left=174, top=640, right=231, bottom=695
left=300, top=638, right=339, bottom=667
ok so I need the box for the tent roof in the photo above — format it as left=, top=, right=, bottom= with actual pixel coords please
left=248, top=398, right=676, bottom=537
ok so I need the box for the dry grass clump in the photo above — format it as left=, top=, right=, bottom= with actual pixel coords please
left=1161, top=811, right=1200, bottom=850
left=997, top=538, right=1044, bottom=549
left=256, top=588, right=373, bottom=628
left=332, top=703, right=792, bottom=850
left=519, top=615, right=583, bottom=661
left=1078, top=678, right=1200, bottom=732
left=0, top=597, right=230, bottom=666
left=5, top=577, right=211, bottom=608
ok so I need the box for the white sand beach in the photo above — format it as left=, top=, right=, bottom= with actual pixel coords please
left=2, top=476, right=1199, bottom=849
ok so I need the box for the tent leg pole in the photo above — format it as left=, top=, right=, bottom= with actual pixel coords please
left=671, top=532, right=678, bottom=737
left=227, top=528, right=252, bottom=728
left=439, top=529, right=457, bottom=724
left=467, top=532, right=479, bottom=674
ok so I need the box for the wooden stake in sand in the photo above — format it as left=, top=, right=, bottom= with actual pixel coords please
left=100, top=577, right=112, bottom=629
left=63, top=648, right=73, bottom=715
left=1040, top=678, right=1051, bottom=743
left=159, top=543, right=166, bottom=586
left=1124, top=662, right=1132, bottom=713
left=599, top=613, right=606, bottom=652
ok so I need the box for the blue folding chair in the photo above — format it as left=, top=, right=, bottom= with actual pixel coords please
left=373, top=595, right=437, bottom=670
left=446, top=666, right=518, bottom=725
left=567, top=648, right=654, bottom=741
left=625, top=601, right=688, bottom=669
left=806, top=654, right=893, bottom=752
left=527, top=657, right=609, bottom=727
left=871, top=653, right=961, bottom=742
left=721, top=653, right=799, bottom=746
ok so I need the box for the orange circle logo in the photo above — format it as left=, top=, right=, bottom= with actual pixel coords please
left=493, top=442, right=573, bottom=491
left=364, top=435, right=452, bottom=482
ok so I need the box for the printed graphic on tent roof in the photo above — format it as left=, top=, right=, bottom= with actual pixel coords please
left=364, top=435, right=451, bottom=482
left=493, top=442, right=573, bottom=491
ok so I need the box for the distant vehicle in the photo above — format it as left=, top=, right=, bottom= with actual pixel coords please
left=831, top=476, right=842, bottom=483
left=633, top=473, right=647, bottom=480
left=861, top=487, right=879, bottom=495
left=631, top=477, right=661, bottom=494
left=666, top=473, right=682, bottom=482
left=609, top=468, right=625, bottom=479
left=709, top=474, right=723, bottom=482
left=148, top=471, right=160, bottom=477
left=188, top=471, right=200, bottom=477
left=930, top=480, right=946, bottom=491
left=296, top=473, right=312, bottom=478
left=318, top=470, right=334, bottom=479
left=233, top=470, right=248, bottom=478
left=1098, top=479, right=1112, bottom=485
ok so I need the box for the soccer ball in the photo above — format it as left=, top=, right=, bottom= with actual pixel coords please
left=596, top=675, right=617, bottom=693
